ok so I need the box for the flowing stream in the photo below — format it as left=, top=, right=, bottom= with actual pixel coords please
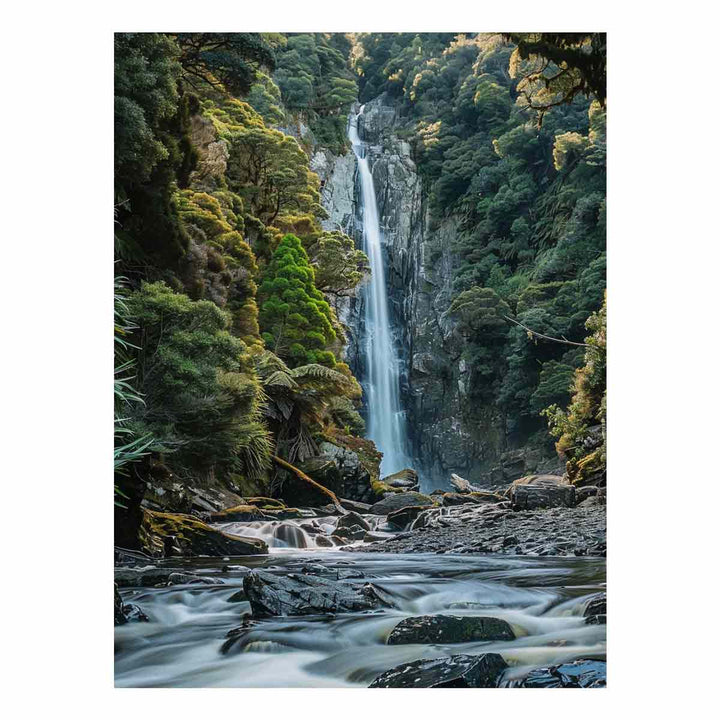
left=115, top=531, right=606, bottom=688
left=349, top=108, right=412, bottom=477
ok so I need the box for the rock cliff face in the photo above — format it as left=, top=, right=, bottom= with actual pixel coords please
left=313, top=96, right=560, bottom=488
left=310, top=145, right=363, bottom=368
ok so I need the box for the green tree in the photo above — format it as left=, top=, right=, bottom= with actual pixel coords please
left=114, top=32, right=196, bottom=266
left=128, top=281, right=272, bottom=477
left=114, top=275, right=154, bottom=504
left=253, top=350, right=362, bottom=462
left=506, top=33, right=607, bottom=125
left=311, top=231, right=369, bottom=295
left=258, top=234, right=336, bottom=367
left=543, top=294, right=607, bottom=485
left=174, top=33, right=275, bottom=95
left=273, top=34, right=359, bottom=149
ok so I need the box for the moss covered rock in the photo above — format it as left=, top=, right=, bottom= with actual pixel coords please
left=207, top=505, right=269, bottom=522
left=243, top=497, right=287, bottom=509
left=140, top=510, right=268, bottom=557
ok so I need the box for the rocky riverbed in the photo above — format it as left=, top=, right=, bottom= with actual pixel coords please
left=344, top=504, right=606, bottom=557
left=115, top=470, right=606, bottom=687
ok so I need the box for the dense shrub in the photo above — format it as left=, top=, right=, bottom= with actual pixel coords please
left=258, top=234, right=336, bottom=366
left=128, top=281, right=272, bottom=477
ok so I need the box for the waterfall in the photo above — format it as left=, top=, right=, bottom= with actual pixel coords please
left=349, top=107, right=412, bottom=478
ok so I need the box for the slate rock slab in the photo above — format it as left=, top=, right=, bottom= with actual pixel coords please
left=369, top=492, right=434, bottom=516
left=515, top=659, right=607, bottom=688
left=369, top=653, right=508, bottom=688
left=387, top=615, right=515, bottom=645
left=243, top=569, right=392, bottom=617
left=509, top=476, right=576, bottom=510
left=583, top=592, right=607, bottom=617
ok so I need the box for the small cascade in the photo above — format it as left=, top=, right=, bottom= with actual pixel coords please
left=215, top=519, right=320, bottom=550
left=349, top=107, right=412, bottom=477
left=213, top=513, right=390, bottom=550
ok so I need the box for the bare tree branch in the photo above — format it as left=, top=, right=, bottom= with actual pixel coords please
left=503, top=315, right=592, bottom=349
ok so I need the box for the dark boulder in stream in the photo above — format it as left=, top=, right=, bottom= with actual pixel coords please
left=512, top=659, right=607, bottom=688
left=584, top=592, right=607, bottom=617
left=115, top=566, right=217, bottom=588
left=387, top=615, right=515, bottom=645
left=243, top=569, right=392, bottom=617
left=369, top=653, right=508, bottom=688
left=339, top=498, right=372, bottom=513
left=336, top=511, right=371, bottom=531
left=369, top=492, right=434, bottom=515
left=332, top=524, right=367, bottom=542
left=387, top=505, right=428, bottom=529
left=114, top=585, right=149, bottom=626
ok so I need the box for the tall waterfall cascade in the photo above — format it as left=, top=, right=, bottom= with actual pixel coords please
left=349, top=107, right=412, bottom=478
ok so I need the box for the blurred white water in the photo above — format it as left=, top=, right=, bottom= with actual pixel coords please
left=114, top=552, right=606, bottom=688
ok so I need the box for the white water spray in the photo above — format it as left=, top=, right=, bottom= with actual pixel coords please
left=349, top=107, right=412, bottom=477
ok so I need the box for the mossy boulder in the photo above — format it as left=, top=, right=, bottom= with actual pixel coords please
left=441, top=492, right=480, bottom=506
left=468, top=490, right=505, bottom=503
left=206, top=505, right=269, bottom=522
left=243, top=497, right=287, bottom=509
left=273, top=462, right=341, bottom=509
left=381, top=468, right=419, bottom=491
left=139, top=510, right=268, bottom=557
left=569, top=446, right=606, bottom=487
left=297, top=441, right=377, bottom=504
left=261, top=507, right=311, bottom=520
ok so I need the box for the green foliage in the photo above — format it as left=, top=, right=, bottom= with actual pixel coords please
left=350, top=33, right=605, bottom=437
left=246, top=72, right=286, bottom=125
left=114, top=33, right=182, bottom=186
left=273, top=33, right=359, bottom=151
left=175, top=187, right=262, bottom=343
left=174, top=33, right=275, bottom=95
left=258, top=234, right=336, bottom=366
left=114, top=275, right=156, bottom=504
left=253, top=349, right=362, bottom=462
left=506, top=33, right=606, bottom=125
left=113, top=32, right=377, bottom=527
left=128, top=281, right=272, bottom=477
left=449, top=287, right=511, bottom=334
left=543, top=295, right=607, bottom=483
left=311, top=231, right=369, bottom=295
left=114, top=33, right=197, bottom=266
left=205, top=95, right=325, bottom=240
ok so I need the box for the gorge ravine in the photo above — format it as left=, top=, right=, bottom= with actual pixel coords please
left=316, top=96, right=563, bottom=489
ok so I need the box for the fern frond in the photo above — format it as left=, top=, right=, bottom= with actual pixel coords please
left=264, top=370, right=298, bottom=389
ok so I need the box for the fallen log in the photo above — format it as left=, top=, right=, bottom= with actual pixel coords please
left=272, top=455, right=343, bottom=512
